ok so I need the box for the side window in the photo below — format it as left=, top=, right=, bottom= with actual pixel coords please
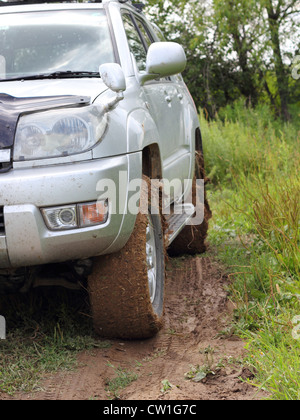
left=134, top=18, right=153, bottom=49
left=151, top=23, right=167, bottom=43
left=122, top=13, right=171, bottom=81
left=122, top=13, right=147, bottom=72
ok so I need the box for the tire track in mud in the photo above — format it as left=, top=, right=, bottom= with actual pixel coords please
left=7, top=256, right=267, bottom=400
left=119, top=256, right=235, bottom=400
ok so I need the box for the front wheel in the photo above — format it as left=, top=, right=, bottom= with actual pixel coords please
left=88, top=176, right=165, bottom=339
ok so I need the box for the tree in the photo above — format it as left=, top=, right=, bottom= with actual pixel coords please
left=260, top=0, right=299, bottom=121
left=213, top=0, right=265, bottom=106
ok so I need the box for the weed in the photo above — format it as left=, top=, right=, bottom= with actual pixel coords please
left=160, top=379, right=173, bottom=393
left=105, top=362, right=138, bottom=399
left=184, top=364, right=217, bottom=382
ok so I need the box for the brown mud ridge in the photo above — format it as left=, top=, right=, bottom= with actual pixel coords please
left=5, top=256, right=267, bottom=400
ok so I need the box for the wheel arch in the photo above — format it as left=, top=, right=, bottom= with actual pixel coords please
left=142, top=142, right=163, bottom=180
left=195, top=126, right=203, bottom=154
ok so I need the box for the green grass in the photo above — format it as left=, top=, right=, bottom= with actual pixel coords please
left=105, top=362, right=138, bottom=399
left=202, top=100, right=300, bottom=399
left=0, top=287, right=110, bottom=395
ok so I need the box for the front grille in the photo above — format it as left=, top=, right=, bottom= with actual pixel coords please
left=0, top=206, right=4, bottom=235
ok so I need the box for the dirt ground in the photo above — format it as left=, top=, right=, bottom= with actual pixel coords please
left=3, top=255, right=267, bottom=401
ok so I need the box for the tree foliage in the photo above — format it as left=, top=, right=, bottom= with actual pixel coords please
left=143, top=0, right=300, bottom=120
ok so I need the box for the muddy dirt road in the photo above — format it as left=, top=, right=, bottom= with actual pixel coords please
left=6, top=255, right=266, bottom=400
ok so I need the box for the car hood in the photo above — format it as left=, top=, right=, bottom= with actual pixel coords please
left=0, top=78, right=107, bottom=103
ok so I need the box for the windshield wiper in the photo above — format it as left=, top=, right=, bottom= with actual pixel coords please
left=0, top=71, right=100, bottom=82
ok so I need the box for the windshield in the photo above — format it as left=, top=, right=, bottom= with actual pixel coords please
left=0, top=9, right=116, bottom=80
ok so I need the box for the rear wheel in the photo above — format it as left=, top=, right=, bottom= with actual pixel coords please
left=88, top=176, right=165, bottom=339
left=168, top=151, right=212, bottom=256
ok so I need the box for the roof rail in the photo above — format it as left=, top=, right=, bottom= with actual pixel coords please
left=0, top=0, right=145, bottom=9
left=0, top=0, right=103, bottom=6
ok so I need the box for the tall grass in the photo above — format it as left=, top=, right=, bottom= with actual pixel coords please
left=202, top=100, right=300, bottom=399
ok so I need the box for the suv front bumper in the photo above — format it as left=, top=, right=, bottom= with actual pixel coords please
left=0, top=153, right=140, bottom=269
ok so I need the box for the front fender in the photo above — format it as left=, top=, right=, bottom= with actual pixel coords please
left=126, top=108, right=161, bottom=155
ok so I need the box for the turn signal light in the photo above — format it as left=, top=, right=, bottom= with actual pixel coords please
left=78, top=201, right=108, bottom=227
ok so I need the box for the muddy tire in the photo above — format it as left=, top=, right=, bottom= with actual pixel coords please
left=168, top=151, right=212, bottom=256
left=88, top=176, right=165, bottom=339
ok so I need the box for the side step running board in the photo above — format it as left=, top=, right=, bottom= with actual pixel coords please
left=165, top=203, right=195, bottom=244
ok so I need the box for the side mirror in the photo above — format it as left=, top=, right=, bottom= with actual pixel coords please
left=99, top=63, right=126, bottom=93
left=139, top=42, right=187, bottom=85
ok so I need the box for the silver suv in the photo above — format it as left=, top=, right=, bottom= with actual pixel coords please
left=0, top=0, right=210, bottom=339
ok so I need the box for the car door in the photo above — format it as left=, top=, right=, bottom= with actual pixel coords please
left=122, top=12, right=191, bottom=204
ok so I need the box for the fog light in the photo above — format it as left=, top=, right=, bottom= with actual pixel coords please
left=78, top=200, right=108, bottom=227
left=59, top=208, right=76, bottom=225
left=42, top=205, right=77, bottom=230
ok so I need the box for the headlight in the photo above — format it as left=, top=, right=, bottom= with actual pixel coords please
left=13, top=105, right=108, bottom=161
